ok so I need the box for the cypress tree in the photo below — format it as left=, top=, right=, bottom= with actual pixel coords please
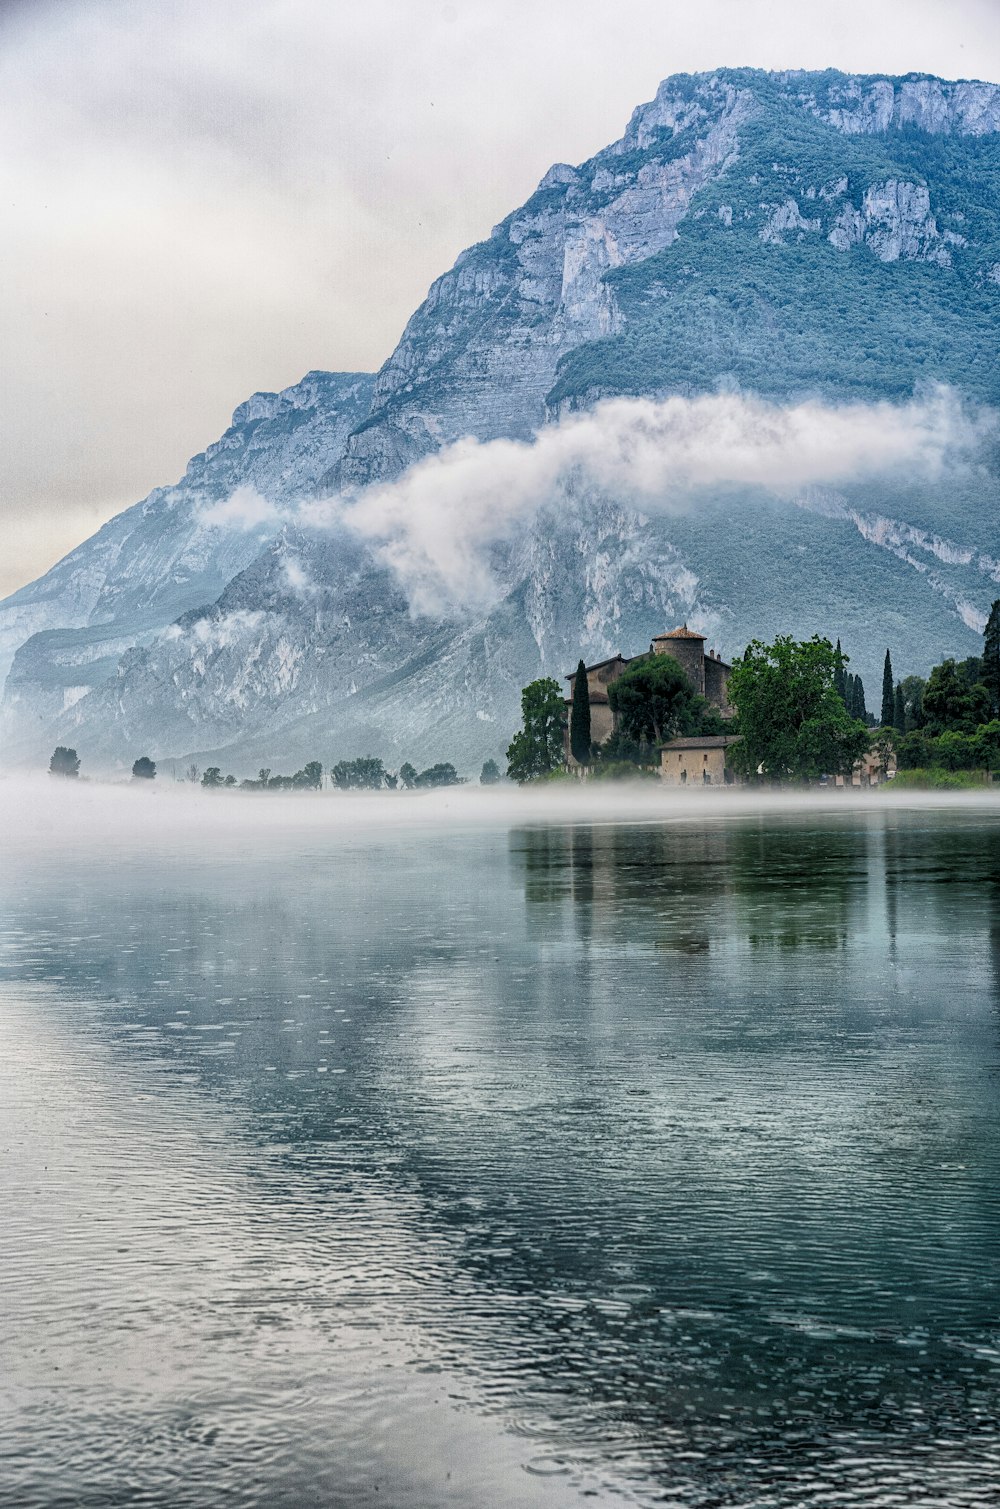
left=893, top=681, right=906, bottom=735
left=845, top=673, right=856, bottom=716
left=833, top=639, right=847, bottom=703
left=569, top=659, right=592, bottom=765
left=984, top=599, right=1000, bottom=718
left=881, top=650, right=894, bottom=728
left=854, top=675, right=868, bottom=724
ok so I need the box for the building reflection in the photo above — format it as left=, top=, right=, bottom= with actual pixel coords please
left=511, top=817, right=870, bottom=954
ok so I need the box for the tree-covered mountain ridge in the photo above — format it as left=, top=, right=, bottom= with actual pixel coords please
left=2, top=67, right=999, bottom=772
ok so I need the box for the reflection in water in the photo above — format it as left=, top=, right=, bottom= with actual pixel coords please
left=513, top=818, right=868, bottom=952
left=3, top=807, right=1000, bottom=1507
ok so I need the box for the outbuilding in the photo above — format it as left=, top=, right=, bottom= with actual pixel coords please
left=659, top=734, right=742, bottom=786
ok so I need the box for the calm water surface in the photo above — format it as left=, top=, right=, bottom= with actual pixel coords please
left=3, top=798, right=1000, bottom=1507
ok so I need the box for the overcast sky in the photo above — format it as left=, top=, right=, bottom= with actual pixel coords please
left=2, top=0, right=999, bottom=596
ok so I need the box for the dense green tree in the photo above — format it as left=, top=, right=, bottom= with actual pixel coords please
left=896, top=730, right=933, bottom=770
left=606, top=654, right=695, bottom=745
left=331, top=757, right=385, bottom=790
left=294, top=761, right=323, bottom=790
left=415, top=763, right=463, bottom=787
left=900, top=674, right=926, bottom=731
left=224, top=774, right=237, bottom=788
left=569, top=660, right=592, bottom=765
left=506, top=678, right=566, bottom=782
left=727, top=635, right=870, bottom=781
left=983, top=600, right=1000, bottom=717
left=896, top=720, right=1000, bottom=774
left=201, top=766, right=223, bottom=788
left=399, top=762, right=418, bottom=789
left=893, top=682, right=906, bottom=736
left=833, top=640, right=847, bottom=703
left=599, top=730, right=656, bottom=766
left=922, top=659, right=991, bottom=734
left=881, top=650, right=894, bottom=728
left=238, top=767, right=273, bottom=790
left=480, top=759, right=501, bottom=785
left=973, top=720, right=1000, bottom=772
left=132, top=756, right=156, bottom=780
left=935, top=730, right=977, bottom=771
left=960, top=656, right=985, bottom=686
left=49, top=746, right=80, bottom=778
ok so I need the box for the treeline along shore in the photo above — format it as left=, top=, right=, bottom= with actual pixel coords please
left=41, top=605, right=1000, bottom=793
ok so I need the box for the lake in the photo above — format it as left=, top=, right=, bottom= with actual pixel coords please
left=2, top=785, right=1000, bottom=1507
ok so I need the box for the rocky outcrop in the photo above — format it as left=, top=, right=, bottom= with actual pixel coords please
left=786, top=73, right=1000, bottom=136
left=827, top=180, right=964, bottom=264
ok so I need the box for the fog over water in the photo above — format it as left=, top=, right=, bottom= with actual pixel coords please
left=3, top=782, right=1000, bottom=1507
left=7, top=774, right=1000, bottom=844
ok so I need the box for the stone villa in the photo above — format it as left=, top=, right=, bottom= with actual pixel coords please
left=563, top=626, right=741, bottom=783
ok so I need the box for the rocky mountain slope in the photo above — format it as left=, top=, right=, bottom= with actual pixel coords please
left=3, top=69, right=999, bottom=774
left=0, top=372, right=372, bottom=744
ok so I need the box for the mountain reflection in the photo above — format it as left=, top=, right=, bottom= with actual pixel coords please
left=4, top=808, right=1000, bottom=1507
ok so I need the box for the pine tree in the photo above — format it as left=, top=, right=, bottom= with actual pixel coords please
left=893, top=681, right=906, bottom=735
left=833, top=639, right=847, bottom=703
left=569, top=659, right=592, bottom=765
left=881, top=650, right=894, bottom=728
left=983, top=599, right=1000, bottom=718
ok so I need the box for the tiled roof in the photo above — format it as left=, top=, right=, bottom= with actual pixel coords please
left=653, top=624, right=705, bottom=641
left=563, top=653, right=629, bottom=680
left=660, top=735, right=741, bottom=750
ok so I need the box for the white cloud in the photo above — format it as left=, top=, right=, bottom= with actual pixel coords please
left=198, top=386, right=990, bottom=617
left=162, top=609, right=265, bottom=650
left=199, top=486, right=283, bottom=530
left=340, top=388, right=989, bottom=615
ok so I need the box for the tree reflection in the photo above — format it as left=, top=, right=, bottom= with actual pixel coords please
left=511, top=818, right=871, bottom=954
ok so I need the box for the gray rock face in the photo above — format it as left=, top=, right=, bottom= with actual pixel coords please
left=330, top=78, right=754, bottom=489
left=0, top=370, right=372, bottom=671
left=828, top=180, right=957, bottom=263
left=0, top=371, right=374, bottom=744
left=787, top=73, right=1000, bottom=136
left=2, top=67, right=999, bottom=775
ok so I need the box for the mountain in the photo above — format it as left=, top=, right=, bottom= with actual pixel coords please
left=3, top=69, right=1000, bottom=774
left=0, top=371, right=373, bottom=750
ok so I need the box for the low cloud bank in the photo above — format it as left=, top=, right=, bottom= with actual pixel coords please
left=201, top=388, right=990, bottom=615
